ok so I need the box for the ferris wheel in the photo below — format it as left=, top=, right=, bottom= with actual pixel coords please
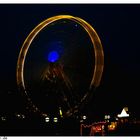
left=16, top=15, right=104, bottom=118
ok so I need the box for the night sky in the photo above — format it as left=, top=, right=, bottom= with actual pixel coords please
left=0, top=4, right=140, bottom=118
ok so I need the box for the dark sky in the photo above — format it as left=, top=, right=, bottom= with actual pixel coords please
left=0, top=4, right=140, bottom=117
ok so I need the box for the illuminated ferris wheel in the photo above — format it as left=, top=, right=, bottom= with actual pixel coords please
left=16, top=15, right=104, bottom=118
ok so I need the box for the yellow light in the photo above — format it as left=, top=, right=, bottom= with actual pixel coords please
left=108, top=122, right=117, bottom=131
left=16, top=15, right=104, bottom=109
left=54, top=117, right=58, bottom=123
left=59, top=107, right=63, bottom=117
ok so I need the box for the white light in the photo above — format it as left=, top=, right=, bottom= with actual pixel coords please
left=104, top=115, right=108, bottom=119
left=16, top=114, right=25, bottom=119
left=117, top=108, right=129, bottom=118
left=45, top=117, right=50, bottom=122
left=83, top=116, right=87, bottom=120
left=108, top=115, right=110, bottom=119
left=53, top=117, right=58, bottom=123
left=22, top=115, right=25, bottom=119
left=1, top=117, right=6, bottom=121
left=42, top=113, right=48, bottom=117
left=15, top=113, right=21, bottom=118
left=105, top=115, right=110, bottom=119
left=80, top=120, right=84, bottom=123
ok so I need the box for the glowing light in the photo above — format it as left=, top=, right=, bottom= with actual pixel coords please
left=22, top=115, right=25, bottom=119
left=80, top=120, right=84, bottom=123
left=83, top=115, right=87, bottom=120
left=45, top=117, right=50, bottom=122
left=116, top=118, right=119, bottom=121
left=48, top=51, right=59, bottom=62
left=95, top=126, right=102, bottom=131
left=53, top=117, right=58, bottom=123
left=1, top=117, right=6, bottom=121
left=42, top=113, right=48, bottom=117
left=108, top=122, right=117, bottom=131
left=104, top=115, right=110, bottom=120
left=59, top=107, right=63, bottom=117
left=15, top=113, right=25, bottom=119
left=117, top=108, right=129, bottom=118
left=104, top=115, right=108, bottom=120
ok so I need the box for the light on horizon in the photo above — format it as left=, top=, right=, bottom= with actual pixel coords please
left=117, top=108, right=129, bottom=118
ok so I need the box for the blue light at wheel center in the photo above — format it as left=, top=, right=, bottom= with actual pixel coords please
left=48, top=51, right=59, bottom=62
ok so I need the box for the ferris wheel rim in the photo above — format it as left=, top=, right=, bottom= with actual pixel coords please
left=16, top=15, right=104, bottom=114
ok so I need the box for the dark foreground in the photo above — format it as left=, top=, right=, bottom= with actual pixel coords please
left=0, top=117, right=80, bottom=136
left=1, top=117, right=140, bottom=136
